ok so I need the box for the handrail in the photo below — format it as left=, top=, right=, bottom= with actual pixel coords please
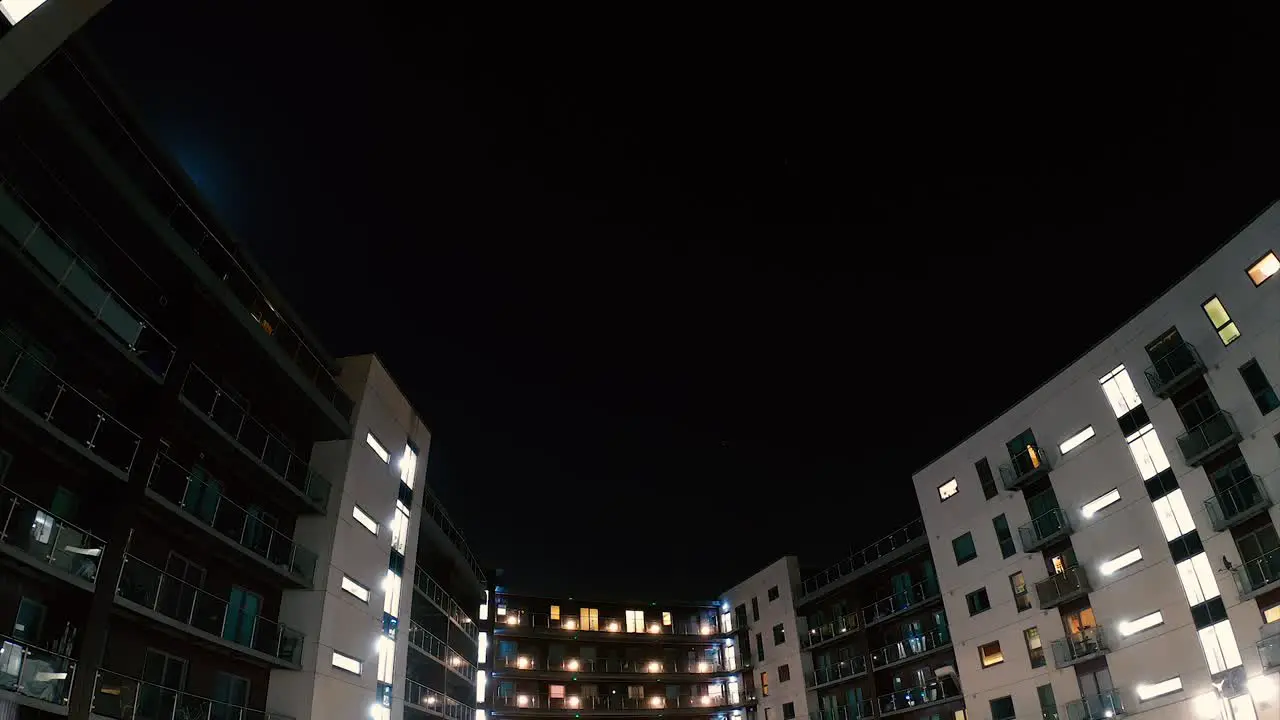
left=876, top=679, right=959, bottom=715
left=870, top=625, right=950, bottom=669
left=0, top=484, right=106, bottom=581
left=422, top=487, right=486, bottom=586
left=1050, top=626, right=1108, bottom=667
left=408, top=620, right=477, bottom=682
left=1232, top=546, right=1280, bottom=597
left=413, top=567, right=478, bottom=642
left=999, top=443, right=1050, bottom=489
left=495, top=654, right=725, bottom=674
left=91, top=668, right=295, bottom=719
left=799, top=518, right=925, bottom=597
left=1065, top=689, right=1124, bottom=720
left=1144, top=341, right=1203, bottom=393
left=806, top=655, right=867, bottom=687
left=1204, top=474, right=1269, bottom=529
left=494, top=693, right=748, bottom=710
left=1175, top=409, right=1239, bottom=464
left=1034, top=566, right=1090, bottom=608
left=861, top=577, right=940, bottom=625
left=0, top=630, right=75, bottom=705
left=801, top=611, right=860, bottom=648
left=405, top=678, right=475, bottom=720
left=498, top=610, right=717, bottom=637
left=1017, top=507, right=1070, bottom=549
left=1259, top=634, right=1280, bottom=671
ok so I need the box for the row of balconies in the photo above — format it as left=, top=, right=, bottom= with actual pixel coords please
left=406, top=678, right=477, bottom=720
left=492, top=692, right=753, bottom=712
left=408, top=621, right=478, bottom=684
left=806, top=687, right=1120, bottom=720
left=805, top=626, right=952, bottom=690
left=797, top=519, right=927, bottom=600
left=413, top=568, right=479, bottom=644
left=494, top=655, right=738, bottom=676
left=497, top=611, right=726, bottom=639
left=800, top=578, right=942, bottom=651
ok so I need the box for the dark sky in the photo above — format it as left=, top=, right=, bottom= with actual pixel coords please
left=86, top=5, right=1279, bottom=598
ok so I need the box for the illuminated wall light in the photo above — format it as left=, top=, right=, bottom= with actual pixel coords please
left=648, top=623, right=661, bottom=634
left=1082, top=488, right=1121, bottom=518
left=697, top=662, right=710, bottom=672
left=1248, top=674, right=1279, bottom=703
left=701, top=696, right=712, bottom=706
left=517, top=696, right=529, bottom=707
left=1058, top=426, right=1095, bottom=454
left=1101, top=547, right=1143, bottom=575
left=700, top=625, right=712, bottom=635
left=647, top=661, right=661, bottom=673
left=1137, top=676, right=1182, bottom=701
left=1118, top=611, right=1164, bottom=637
left=497, top=606, right=506, bottom=616
left=563, top=618, right=577, bottom=630
left=450, top=655, right=462, bottom=666
left=568, top=697, right=581, bottom=709
left=650, top=697, right=664, bottom=707
left=517, top=656, right=530, bottom=669
left=566, top=659, right=580, bottom=671
left=426, top=696, right=437, bottom=705
left=607, top=621, right=620, bottom=632
left=477, top=711, right=487, bottom=720
left=506, top=615, right=519, bottom=626
left=1192, top=692, right=1221, bottom=719
left=476, top=671, right=487, bottom=703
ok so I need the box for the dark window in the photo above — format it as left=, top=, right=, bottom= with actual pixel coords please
left=783, top=702, right=795, bottom=720
left=953, top=532, right=977, bottom=565
left=768, top=585, right=780, bottom=601
left=1009, top=572, right=1031, bottom=612
left=388, top=551, right=405, bottom=576
left=1037, top=685, right=1057, bottom=716
left=990, top=696, right=1015, bottom=720
left=773, top=623, right=785, bottom=645
left=1191, top=597, right=1228, bottom=630
left=1240, top=360, right=1280, bottom=414
left=778, top=664, right=790, bottom=682
left=992, top=515, right=1016, bottom=558
left=1176, top=390, right=1220, bottom=430
left=1169, top=530, right=1204, bottom=564
left=975, top=457, right=998, bottom=499
left=756, top=633, right=764, bottom=662
left=397, top=481, right=413, bottom=507
left=1117, top=403, right=1151, bottom=438
left=1144, top=469, right=1179, bottom=501
left=736, top=604, right=748, bottom=629
left=382, top=612, right=398, bottom=638
left=752, top=598, right=760, bottom=622
left=1024, top=627, right=1044, bottom=668
left=966, top=588, right=991, bottom=616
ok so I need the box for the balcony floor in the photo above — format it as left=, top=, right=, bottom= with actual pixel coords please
left=872, top=642, right=953, bottom=673
left=808, top=668, right=869, bottom=691
left=1212, top=500, right=1273, bottom=533
left=1184, top=431, right=1244, bottom=467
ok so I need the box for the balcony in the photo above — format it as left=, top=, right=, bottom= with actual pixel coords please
left=0, top=329, right=140, bottom=478
left=90, top=669, right=294, bottom=719
left=0, top=485, right=105, bottom=585
left=0, top=178, right=177, bottom=381
left=1260, top=632, right=1280, bottom=673
left=1050, top=626, right=1109, bottom=668
left=422, top=489, right=486, bottom=587
left=497, top=611, right=719, bottom=640
left=800, top=612, right=860, bottom=650
left=1205, top=475, right=1272, bottom=532
left=178, top=364, right=331, bottom=513
left=862, top=578, right=941, bottom=627
left=1176, top=410, right=1242, bottom=467
left=807, top=702, right=875, bottom=720
left=1065, top=689, right=1125, bottom=720
left=0, top=631, right=75, bottom=709
left=1034, top=567, right=1091, bottom=609
left=806, top=655, right=868, bottom=689
left=145, top=451, right=317, bottom=587
left=496, top=655, right=729, bottom=676
left=999, top=444, right=1051, bottom=491
left=413, top=568, right=478, bottom=643
left=798, top=518, right=926, bottom=600
left=1018, top=508, right=1072, bottom=553
left=876, top=679, right=961, bottom=717
left=1144, top=341, right=1205, bottom=399
left=1232, top=547, right=1280, bottom=600
left=870, top=625, right=951, bottom=670
left=116, top=554, right=303, bottom=667
left=406, top=678, right=476, bottom=720
left=494, top=692, right=751, bottom=714
left=408, top=621, right=477, bottom=683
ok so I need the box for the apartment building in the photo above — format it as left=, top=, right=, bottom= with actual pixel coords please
left=912, top=203, right=1280, bottom=719
left=720, top=557, right=808, bottom=720
left=792, top=522, right=963, bottom=720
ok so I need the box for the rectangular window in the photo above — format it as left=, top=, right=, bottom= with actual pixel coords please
left=760, top=671, right=769, bottom=696
left=1100, top=364, right=1143, bottom=418
left=1023, top=627, right=1044, bottom=668
left=767, top=585, right=780, bottom=601
left=1100, top=547, right=1142, bottom=575
left=976, top=458, right=998, bottom=499
left=756, top=633, right=764, bottom=662
left=965, top=588, right=990, bottom=616
left=549, top=685, right=565, bottom=699
left=1240, top=360, right=1280, bottom=414
left=662, top=611, right=672, bottom=626
left=783, top=703, right=795, bottom=720
left=1198, top=619, right=1243, bottom=674
left=772, top=623, right=785, bottom=645
left=1176, top=554, right=1221, bottom=605
left=625, top=609, right=645, bottom=633
left=1127, top=424, right=1170, bottom=481
left=938, top=477, right=959, bottom=501
left=365, top=433, right=390, bottom=463
left=1247, top=251, right=1279, bottom=286
left=352, top=505, right=379, bottom=535
left=1264, top=604, right=1280, bottom=623
left=990, top=696, right=1015, bottom=720
left=1120, top=611, right=1164, bottom=636
left=550, top=605, right=560, bottom=620
left=1152, top=490, right=1196, bottom=542
left=952, top=532, right=977, bottom=565
left=1136, top=676, right=1182, bottom=701
left=580, top=608, right=599, bottom=631
left=992, top=515, right=1016, bottom=558
left=399, top=442, right=418, bottom=487
left=1009, top=572, right=1031, bottom=611
left=778, top=664, right=790, bottom=682
left=332, top=651, right=362, bottom=675
left=752, top=598, right=759, bottom=622
left=978, top=640, right=1004, bottom=668
left=1082, top=488, right=1121, bottom=518
left=627, top=686, right=643, bottom=699
left=390, top=507, right=410, bottom=554
left=1037, top=685, right=1057, bottom=718
left=341, top=575, right=370, bottom=603
left=383, top=570, right=401, bottom=616
left=1058, top=426, right=1095, bottom=454
left=1203, top=296, right=1241, bottom=345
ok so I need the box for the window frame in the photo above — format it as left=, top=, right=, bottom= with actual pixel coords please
left=1009, top=571, right=1031, bottom=612
left=778, top=664, right=790, bottom=683
left=938, top=477, right=959, bottom=502
left=331, top=650, right=363, bottom=676
left=352, top=504, right=379, bottom=535
left=365, top=432, right=391, bottom=463
left=1246, top=250, right=1280, bottom=287
left=952, top=531, right=978, bottom=565
left=965, top=587, right=991, bottom=616
left=341, top=575, right=371, bottom=603
left=1201, top=295, right=1240, bottom=346
left=767, top=585, right=780, bottom=601
left=978, top=640, right=1004, bottom=668
left=772, top=623, right=785, bottom=646
left=1239, top=359, right=1280, bottom=415
left=1024, top=626, right=1045, bottom=668
left=992, top=514, right=1016, bottom=559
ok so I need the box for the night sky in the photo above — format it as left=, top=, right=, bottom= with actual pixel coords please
left=85, top=5, right=1279, bottom=599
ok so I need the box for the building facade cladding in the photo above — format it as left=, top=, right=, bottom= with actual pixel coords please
left=912, top=203, right=1280, bottom=720
left=720, top=557, right=809, bottom=720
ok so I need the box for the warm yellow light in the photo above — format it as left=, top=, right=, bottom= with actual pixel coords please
left=427, top=697, right=437, bottom=705
left=701, top=696, right=712, bottom=706
left=650, top=697, right=663, bottom=707
left=700, top=625, right=712, bottom=635
left=607, top=621, right=620, bottom=632
left=563, top=619, right=577, bottom=630
left=568, top=697, right=581, bottom=709
left=697, top=662, right=709, bottom=672
left=517, top=656, right=530, bottom=669
left=506, top=615, right=519, bottom=626
left=648, top=623, right=661, bottom=634
left=566, top=659, right=580, bottom=671
left=647, top=661, right=660, bottom=673
left=450, top=656, right=462, bottom=666
left=517, top=695, right=529, bottom=707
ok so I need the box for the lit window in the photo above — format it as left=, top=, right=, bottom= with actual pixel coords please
left=1247, top=251, right=1279, bottom=286
left=383, top=570, right=402, bottom=615
left=341, top=575, right=371, bottom=603
left=353, top=505, right=379, bottom=535
left=1266, top=605, right=1280, bottom=624
left=1137, top=676, right=1182, bottom=701
left=477, top=670, right=487, bottom=703
left=399, top=443, right=418, bottom=487
left=480, top=591, right=489, bottom=621
left=366, top=433, right=390, bottom=463
left=378, top=635, right=395, bottom=683
left=0, top=1, right=47, bottom=25
left=978, top=641, right=1004, bottom=668
left=625, top=609, right=645, bottom=633
left=390, top=507, right=410, bottom=554
left=1198, top=619, right=1243, bottom=674
left=938, top=477, right=959, bottom=501
left=1151, top=490, right=1196, bottom=542
left=550, top=685, right=565, bottom=699
left=1176, top=554, right=1221, bottom=605
left=1202, top=296, right=1240, bottom=346
left=1058, top=426, right=1095, bottom=455
left=1024, top=627, right=1044, bottom=668
left=332, top=651, right=362, bottom=675
left=662, top=612, right=672, bottom=626
left=1099, top=365, right=1142, bottom=418
left=550, top=605, right=560, bottom=620
left=760, top=671, right=768, bottom=696
left=1126, top=424, right=1170, bottom=480
left=1081, top=488, right=1120, bottom=518
left=1101, top=548, right=1142, bottom=575
left=1119, top=611, right=1164, bottom=636
left=478, top=632, right=488, bottom=663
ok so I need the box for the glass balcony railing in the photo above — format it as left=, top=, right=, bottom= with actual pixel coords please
left=1144, top=342, right=1205, bottom=398
left=1018, top=508, right=1071, bottom=552
left=1260, top=633, right=1280, bottom=672
left=1232, top=547, right=1280, bottom=599
left=808, top=702, right=875, bottom=720
left=179, top=364, right=330, bottom=512
left=999, top=444, right=1050, bottom=491
left=146, top=452, right=317, bottom=585
left=799, top=518, right=925, bottom=598
left=801, top=612, right=860, bottom=648
left=862, top=578, right=941, bottom=626
left=876, top=679, right=960, bottom=716
left=1176, top=410, right=1241, bottom=467
left=422, top=488, right=486, bottom=586
left=116, top=554, right=303, bottom=665
left=91, top=669, right=295, bottom=720
left=1050, top=626, right=1109, bottom=668
left=498, top=610, right=719, bottom=637
left=406, top=679, right=476, bottom=720
left=0, top=631, right=75, bottom=705
left=413, top=568, right=478, bottom=642
left=1065, top=689, right=1125, bottom=720
left=1205, top=475, right=1271, bottom=531
left=0, top=179, right=177, bottom=379
left=496, top=655, right=726, bottom=674
left=806, top=655, right=867, bottom=688
left=870, top=625, right=950, bottom=669
left=1034, top=567, right=1091, bottom=609
left=408, top=621, right=476, bottom=683
left=0, top=329, right=141, bottom=475
left=0, top=485, right=105, bottom=582
left=494, top=693, right=749, bottom=711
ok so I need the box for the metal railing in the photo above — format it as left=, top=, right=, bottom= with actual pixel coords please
left=408, top=621, right=476, bottom=682
left=1018, top=508, right=1071, bottom=552
left=51, top=51, right=352, bottom=423
left=1175, top=410, right=1239, bottom=466
left=495, top=655, right=725, bottom=674
left=0, top=178, right=177, bottom=379
left=807, top=702, right=874, bottom=720
left=0, top=485, right=105, bottom=581
left=1065, top=689, right=1124, bottom=720
left=0, top=631, right=75, bottom=705
left=116, top=554, right=303, bottom=665
left=870, top=625, right=950, bottom=669
left=999, top=444, right=1050, bottom=491
left=806, top=655, right=867, bottom=687
left=1144, top=341, right=1204, bottom=397
left=179, top=365, right=330, bottom=511
left=498, top=611, right=718, bottom=637
left=1260, top=634, right=1280, bottom=672
left=421, top=488, right=486, bottom=587
left=876, top=679, right=960, bottom=715
left=494, top=693, right=748, bottom=710
left=1232, top=547, right=1280, bottom=599
left=146, top=452, right=317, bottom=585
left=405, top=679, right=475, bottom=720
left=799, top=518, right=925, bottom=598
left=90, top=669, right=294, bottom=719
left=413, top=568, right=478, bottom=642
left=0, top=328, right=140, bottom=475
left=1034, top=567, right=1090, bottom=609
left=800, top=611, right=860, bottom=648
left=1205, top=475, right=1271, bottom=531
left=862, top=578, right=940, bottom=626
left=1050, top=626, right=1108, bottom=667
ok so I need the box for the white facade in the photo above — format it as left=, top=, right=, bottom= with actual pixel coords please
left=913, top=202, right=1280, bottom=719
left=722, top=557, right=811, bottom=720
